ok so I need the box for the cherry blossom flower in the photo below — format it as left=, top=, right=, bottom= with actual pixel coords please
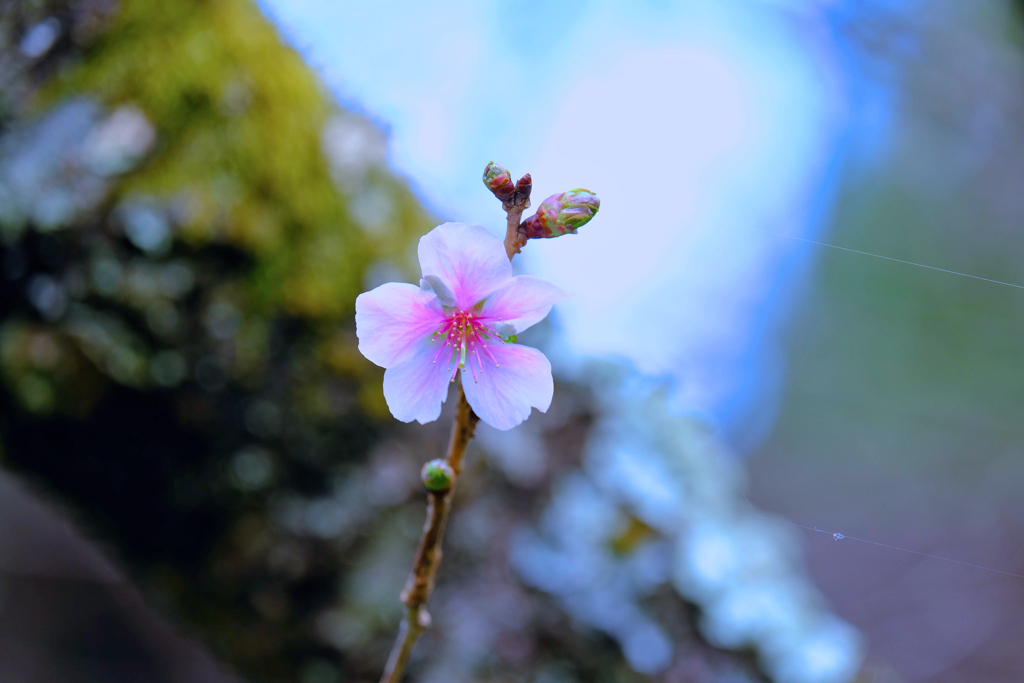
left=355, top=222, right=566, bottom=430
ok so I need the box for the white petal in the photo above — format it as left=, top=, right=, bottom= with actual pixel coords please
left=418, top=222, right=512, bottom=309
left=479, top=275, right=568, bottom=334
left=462, top=343, right=553, bottom=431
left=356, top=283, right=445, bottom=368
left=382, top=337, right=457, bottom=424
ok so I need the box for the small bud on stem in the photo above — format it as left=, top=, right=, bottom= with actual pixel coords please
left=484, top=162, right=534, bottom=258
left=522, top=189, right=600, bottom=239
left=421, top=459, right=454, bottom=493
left=482, top=162, right=516, bottom=203
left=512, top=173, right=532, bottom=206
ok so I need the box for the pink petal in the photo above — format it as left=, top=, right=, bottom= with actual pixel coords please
left=479, top=275, right=568, bottom=334
left=382, top=337, right=457, bottom=424
left=462, top=343, right=553, bottom=431
left=418, top=222, right=512, bottom=310
left=355, top=282, right=445, bottom=368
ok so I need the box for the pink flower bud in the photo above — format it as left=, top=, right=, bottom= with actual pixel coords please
left=522, top=189, right=600, bottom=239
left=482, top=162, right=515, bottom=202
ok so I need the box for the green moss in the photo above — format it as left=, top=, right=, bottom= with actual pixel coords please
left=41, top=0, right=431, bottom=319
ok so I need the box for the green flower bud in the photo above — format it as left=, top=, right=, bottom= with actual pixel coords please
left=522, top=189, right=600, bottom=239
left=483, top=162, right=516, bottom=203
left=421, top=459, right=455, bottom=492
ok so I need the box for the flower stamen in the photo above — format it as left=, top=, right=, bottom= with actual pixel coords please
left=431, top=309, right=509, bottom=378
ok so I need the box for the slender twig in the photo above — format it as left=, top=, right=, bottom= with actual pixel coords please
left=379, top=387, right=480, bottom=683
left=378, top=604, right=428, bottom=683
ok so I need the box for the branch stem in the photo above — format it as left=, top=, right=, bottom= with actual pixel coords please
left=503, top=201, right=529, bottom=259
left=378, top=388, right=479, bottom=683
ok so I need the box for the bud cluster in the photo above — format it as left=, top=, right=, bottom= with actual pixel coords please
left=483, top=162, right=600, bottom=257
left=483, top=162, right=532, bottom=207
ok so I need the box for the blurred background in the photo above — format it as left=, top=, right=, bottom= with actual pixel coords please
left=1, top=0, right=1023, bottom=682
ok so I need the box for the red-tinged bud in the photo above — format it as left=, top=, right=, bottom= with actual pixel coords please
left=421, top=459, right=454, bottom=493
left=522, top=188, right=600, bottom=239
left=483, top=162, right=515, bottom=202
left=513, top=173, right=532, bottom=205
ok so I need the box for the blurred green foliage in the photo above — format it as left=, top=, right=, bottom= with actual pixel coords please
left=40, top=0, right=430, bottom=318
left=1, top=0, right=438, bottom=425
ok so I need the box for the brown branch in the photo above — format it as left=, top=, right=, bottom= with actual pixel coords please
left=503, top=173, right=532, bottom=259
left=503, top=202, right=529, bottom=260
left=379, top=387, right=479, bottom=683
left=378, top=604, right=429, bottom=683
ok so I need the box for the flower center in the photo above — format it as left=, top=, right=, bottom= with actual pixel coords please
left=431, top=310, right=505, bottom=383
